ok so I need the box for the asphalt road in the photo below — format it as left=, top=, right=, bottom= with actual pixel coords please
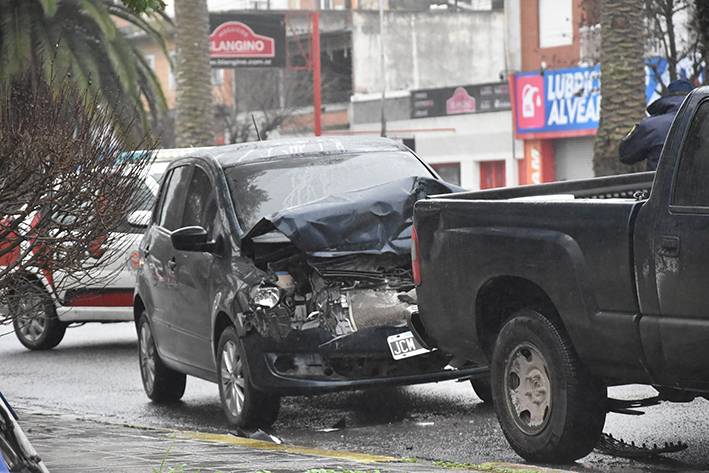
left=2, top=322, right=709, bottom=473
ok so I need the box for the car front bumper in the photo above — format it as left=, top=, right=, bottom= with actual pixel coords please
left=242, top=325, right=489, bottom=395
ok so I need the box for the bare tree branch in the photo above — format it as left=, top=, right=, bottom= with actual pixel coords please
left=0, top=68, right=157, bottom=325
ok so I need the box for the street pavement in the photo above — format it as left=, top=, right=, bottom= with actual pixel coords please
left=16, top=409, right=574, bottom=473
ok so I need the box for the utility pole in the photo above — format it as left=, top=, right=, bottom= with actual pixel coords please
left=313, top=6, right=322, bottom=136
left=379, top=0, right=387, bottom=137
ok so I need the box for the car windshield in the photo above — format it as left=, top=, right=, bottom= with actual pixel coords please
left=225, top=151, right=434, bottom=232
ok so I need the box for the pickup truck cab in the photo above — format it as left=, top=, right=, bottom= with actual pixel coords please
left=410, top=86, right=709, bottom=463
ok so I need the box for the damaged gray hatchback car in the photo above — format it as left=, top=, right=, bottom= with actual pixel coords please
left=134, top=136, right=484, bottom=428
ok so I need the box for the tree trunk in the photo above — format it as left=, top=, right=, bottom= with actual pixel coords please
left=593, top=0, right=647, bottom=176
left=174, top=0, right=214, bottom=147
left=695, top=0, right=709, bottom=85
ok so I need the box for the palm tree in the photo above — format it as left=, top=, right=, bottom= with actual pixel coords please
left=173, top=0, right=214, bottom=147
left=694, top=0, right=709, bottom=85
left=592, top=0, right=648, bottom=176
left=0, top=0, right=170, bottom=146
left=121, top=0, right=165, bottom=14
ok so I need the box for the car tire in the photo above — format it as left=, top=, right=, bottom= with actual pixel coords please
left=491, top=309, right=606, bottom=464
left=138, top=313, right=186, bottom=403
left=470, top=376, right=493, bottom=404
left=217, top=327, right=280, bottom=428
left=10, top=282, right=66, bottom=350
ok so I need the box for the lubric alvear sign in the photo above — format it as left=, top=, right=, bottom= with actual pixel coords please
left=512, top=65, right=601, bottom=139
left=209, top=14, right=286, bottom=68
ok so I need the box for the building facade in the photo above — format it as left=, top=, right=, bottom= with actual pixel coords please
left=127, top=0, right=530, bottom=189
left=346, top=8, right=523, bottom=190
left=513, top=0, right=599, bottom=184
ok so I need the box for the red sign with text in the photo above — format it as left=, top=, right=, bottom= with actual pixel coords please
left=210, top=21, right=275, bottom=58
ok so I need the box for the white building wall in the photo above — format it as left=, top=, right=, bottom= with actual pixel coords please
left=351, top=11, right=507, bottom=95
left=504, top=0, right=522, bottom=73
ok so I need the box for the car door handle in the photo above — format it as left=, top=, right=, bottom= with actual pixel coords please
left=143, top=245, right=150, bottom=258
left=658, top=235, right=680, bottom=257
left=168, top=257, right=177, bottom=272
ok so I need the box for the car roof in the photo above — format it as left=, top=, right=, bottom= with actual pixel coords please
left=174, top=136, right=412, bottom=168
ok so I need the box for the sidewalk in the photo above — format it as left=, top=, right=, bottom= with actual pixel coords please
left=17, top=411, right=573, bottom=473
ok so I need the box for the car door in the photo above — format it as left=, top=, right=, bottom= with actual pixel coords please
left=168, top=165, right=219, bottom=372
left=649, top=98, right=709, bottom=389
left=142, top=164, right=192, bottom=364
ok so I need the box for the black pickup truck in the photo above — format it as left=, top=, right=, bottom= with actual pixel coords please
left=409, top=87, right=709, bottom=463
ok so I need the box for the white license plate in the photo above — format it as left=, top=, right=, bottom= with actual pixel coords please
left=388, top=331, right=430, bottom=360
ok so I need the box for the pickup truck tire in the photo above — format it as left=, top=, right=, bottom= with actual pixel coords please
left=10, top=282, right=66, bottom=350
left=138, top=314, right=187, bottom=403
left=217, top=327, right=280, bottom=428
left=491, top=309, right=606, bottom=463
left=470, top=376, right=493, bottom=404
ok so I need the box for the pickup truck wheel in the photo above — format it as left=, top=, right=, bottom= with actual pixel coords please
left=217, top=327, right=280, bottom=428
left=138, top=314, right=187, bottom=402
left=10, top=282, right=66, bottom=350
left=491, top=309, right=606, bottom=464
left=470, top=376, right=493, bottom=404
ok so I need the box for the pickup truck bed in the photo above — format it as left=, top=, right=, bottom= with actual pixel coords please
left=414, top=172, right=654, bottom=385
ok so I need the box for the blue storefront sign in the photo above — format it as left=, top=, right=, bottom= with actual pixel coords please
left=513, top=65, right=601, bottom=139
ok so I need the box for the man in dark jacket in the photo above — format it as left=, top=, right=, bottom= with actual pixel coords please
left=618, top=79, right=695, bottom=171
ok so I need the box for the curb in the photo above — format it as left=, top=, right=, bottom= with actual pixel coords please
left=171, top=430, right=398, bottom=464
left=20, top=411, right=577, bottom=473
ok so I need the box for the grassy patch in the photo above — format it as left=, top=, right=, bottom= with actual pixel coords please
left=432, top=461, right=547, bottom=473
left=153, top=438, right=215, bottom=473
left=397, top=457, right=423, bottom=463
left=305, top=469, right=382, bottom=473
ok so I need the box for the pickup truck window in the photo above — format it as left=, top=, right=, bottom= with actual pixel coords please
left=672, top=99, right=709, bottom=209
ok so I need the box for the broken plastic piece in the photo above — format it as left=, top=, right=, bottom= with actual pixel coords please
left=595, top=433, right=688, bottom=458
left=249, top=429, right=283, bottom=444
left=606, top=395, right=662, bottom=415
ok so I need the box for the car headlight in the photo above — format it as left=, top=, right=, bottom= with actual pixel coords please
left=252, top=286, right=281, bottom=309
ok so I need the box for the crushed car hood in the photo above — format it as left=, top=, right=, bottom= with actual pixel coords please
left=243, top=176, right=464, bottom=257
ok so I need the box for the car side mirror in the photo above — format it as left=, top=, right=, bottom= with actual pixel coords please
left=127, top=210, right=152, bottom=228
left=171, top=226, right=219, bottom=253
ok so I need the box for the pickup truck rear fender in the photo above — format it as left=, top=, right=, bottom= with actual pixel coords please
left=418, top=226, right=645, bottom=381
left=475, top=275, right=558, bottom=358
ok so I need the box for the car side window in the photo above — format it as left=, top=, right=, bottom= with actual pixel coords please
left=182, top=167, right=217, bottom=238
left=158, top=165, right=191, bottom=231
left=672, top=100, right=709, bottom=209
left=152, top=171, right=172, bottom=224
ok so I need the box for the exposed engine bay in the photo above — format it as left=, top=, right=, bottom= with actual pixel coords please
left=237, top=235, right=442, bottom=382
left=246, top=241, right=416, bottom=343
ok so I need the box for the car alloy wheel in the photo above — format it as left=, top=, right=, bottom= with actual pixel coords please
left=137, top=313, right=186, bottom=402
left=217, top=327, right=280, bottom=428
left=10, top=282, right=65, bottom=350
left=220, top=337, right=246, bottom=418
left=139, top=321, right=157, bottom=395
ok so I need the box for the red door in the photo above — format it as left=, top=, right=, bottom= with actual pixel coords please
left=480, top=160, right=506, bottom=189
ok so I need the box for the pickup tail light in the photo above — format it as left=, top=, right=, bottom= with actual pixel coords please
left=412, top=224, right=421, bottom=286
